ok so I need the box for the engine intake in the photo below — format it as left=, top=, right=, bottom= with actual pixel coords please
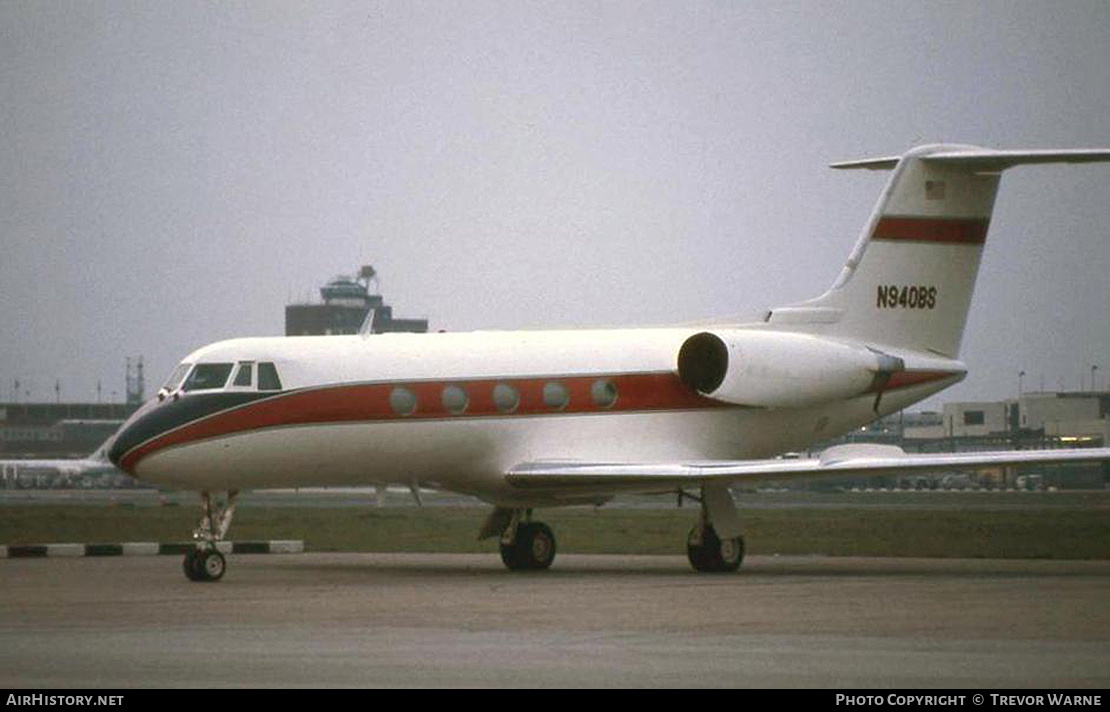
left=677, top=329, right=887, bottom=408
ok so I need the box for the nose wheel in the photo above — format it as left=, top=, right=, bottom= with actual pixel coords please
left=182, top=491, right=237, bottom=582
left=183, top=547, right=227, bottom=582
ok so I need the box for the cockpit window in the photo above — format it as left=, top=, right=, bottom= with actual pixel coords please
left=182, top=363, right=234, bottom=392
left=257, top=362, right=282, bottom=391
left=162, top=363, right=192, bottom=391
left=232, top=362, right=253, bottom=388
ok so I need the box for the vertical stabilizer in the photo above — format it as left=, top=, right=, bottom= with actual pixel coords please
left=772, top=144, right=1110, bottom=357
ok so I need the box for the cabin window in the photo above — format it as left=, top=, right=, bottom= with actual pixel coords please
left=182, top=363, right=234, bottom=392
left=543, top=381, right=569, bottom=410
left=390, top=386, right=417, bottom=416
left=441, top=385, right=469, bottom=415
left=492, top=383, right=520, bottom=413
left=257, top=362, right=282, bottom=391
left=590, top=379, right=618, bottom=408
left=963, top=410, right=985, bottom=426
left=232, top=363, right=254, bottom=388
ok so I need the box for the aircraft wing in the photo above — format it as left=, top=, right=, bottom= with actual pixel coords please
left=505, top=444, right=1110, bottom=494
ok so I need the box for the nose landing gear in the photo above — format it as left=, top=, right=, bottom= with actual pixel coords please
left=183, top=490, right=238, bottom=582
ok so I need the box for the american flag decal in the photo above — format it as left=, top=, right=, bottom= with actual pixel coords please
left=925, top=180, right=946, bottom=200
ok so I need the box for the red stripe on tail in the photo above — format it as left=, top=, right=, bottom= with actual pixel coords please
left=872, top=217, right=990, bottom=245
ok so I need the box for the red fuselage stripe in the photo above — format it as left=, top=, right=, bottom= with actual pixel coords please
left=872, top=216, right=990, bottom=245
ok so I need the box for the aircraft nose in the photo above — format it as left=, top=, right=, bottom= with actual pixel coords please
left=108, top=399, right=170, bottom=474
left=109, top=414, right=147, bottom=473
left=107, top=390, right=264, bottom=475
left=107, top=430, right=128, bottom=470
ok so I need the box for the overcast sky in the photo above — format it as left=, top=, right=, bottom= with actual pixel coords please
left=2, top=0, right=1108, bottom=408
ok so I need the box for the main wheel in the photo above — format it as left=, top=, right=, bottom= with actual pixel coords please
left=500, top=522, right=557, bottom=571
left=687, top=524, right=744, bottom=573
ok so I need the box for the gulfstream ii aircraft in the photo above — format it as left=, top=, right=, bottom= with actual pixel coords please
left=109, top=144, right=1110, bottom=581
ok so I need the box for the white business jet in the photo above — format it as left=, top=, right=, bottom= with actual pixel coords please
left=109, top=144, right=1110, bottom=581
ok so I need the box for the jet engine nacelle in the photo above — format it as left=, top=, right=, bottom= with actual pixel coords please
left=677, top=330, right=887, bottom=408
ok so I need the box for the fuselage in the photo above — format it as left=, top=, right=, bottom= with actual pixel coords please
left=109, top=143, right=1110, bottom=509
left=109, top=325, right=963, bottom=506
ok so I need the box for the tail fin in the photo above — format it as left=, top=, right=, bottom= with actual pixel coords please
left=771, top=144, right=1110, bottom=357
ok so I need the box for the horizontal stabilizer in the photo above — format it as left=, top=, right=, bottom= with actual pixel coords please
left=506, top=446, right=1110, bottom=493
left=829, top=156, right=900, bottom=170
left=922, top=148, right=1110, bottom=170
left=831, top=147, right=1110, bottom=172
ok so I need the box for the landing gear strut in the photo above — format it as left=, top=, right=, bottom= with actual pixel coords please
left=490, top=509, right=557, bottom=571
left=183, top=490, right=238, bottom=582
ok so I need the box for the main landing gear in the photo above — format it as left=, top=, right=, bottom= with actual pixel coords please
left=686, top=520, right=745, bottom=573
left=183, top=490, right=238, bottom=582
left=683, top=486, right=745, bottom=573
left=482, top=508, right=557, bottom=571
left=482, top=489, right=746, bottom=574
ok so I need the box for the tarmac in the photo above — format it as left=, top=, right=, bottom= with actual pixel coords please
left=2, top=552, right=1108, bottom=688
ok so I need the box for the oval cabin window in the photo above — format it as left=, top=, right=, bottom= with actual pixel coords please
left=543, top=381, right=569, bottom=410
left=441, top=384, right=469, bottom=415
left=590, top=379, right=618, bottom=408
left=389, top=386, right=417, bottom=416
left=492, top=383, right=520, bottom=413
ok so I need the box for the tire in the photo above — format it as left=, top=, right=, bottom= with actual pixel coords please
left=687, top=524, right=744, bottom=573
left=686, top=525, right=711, bottom=572
left=198, top=550, right=226, bottom=582
left=500, top=522, right=556, bottom=571
left=183, top=549, right=203, bottom=581
left=500, top=539, right=525, bottom=570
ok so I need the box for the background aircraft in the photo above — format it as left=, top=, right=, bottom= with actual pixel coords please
left=1, top=434, right=121, bottom=489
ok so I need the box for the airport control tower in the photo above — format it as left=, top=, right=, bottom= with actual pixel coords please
left=285, top=265, right=429, bottom=336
